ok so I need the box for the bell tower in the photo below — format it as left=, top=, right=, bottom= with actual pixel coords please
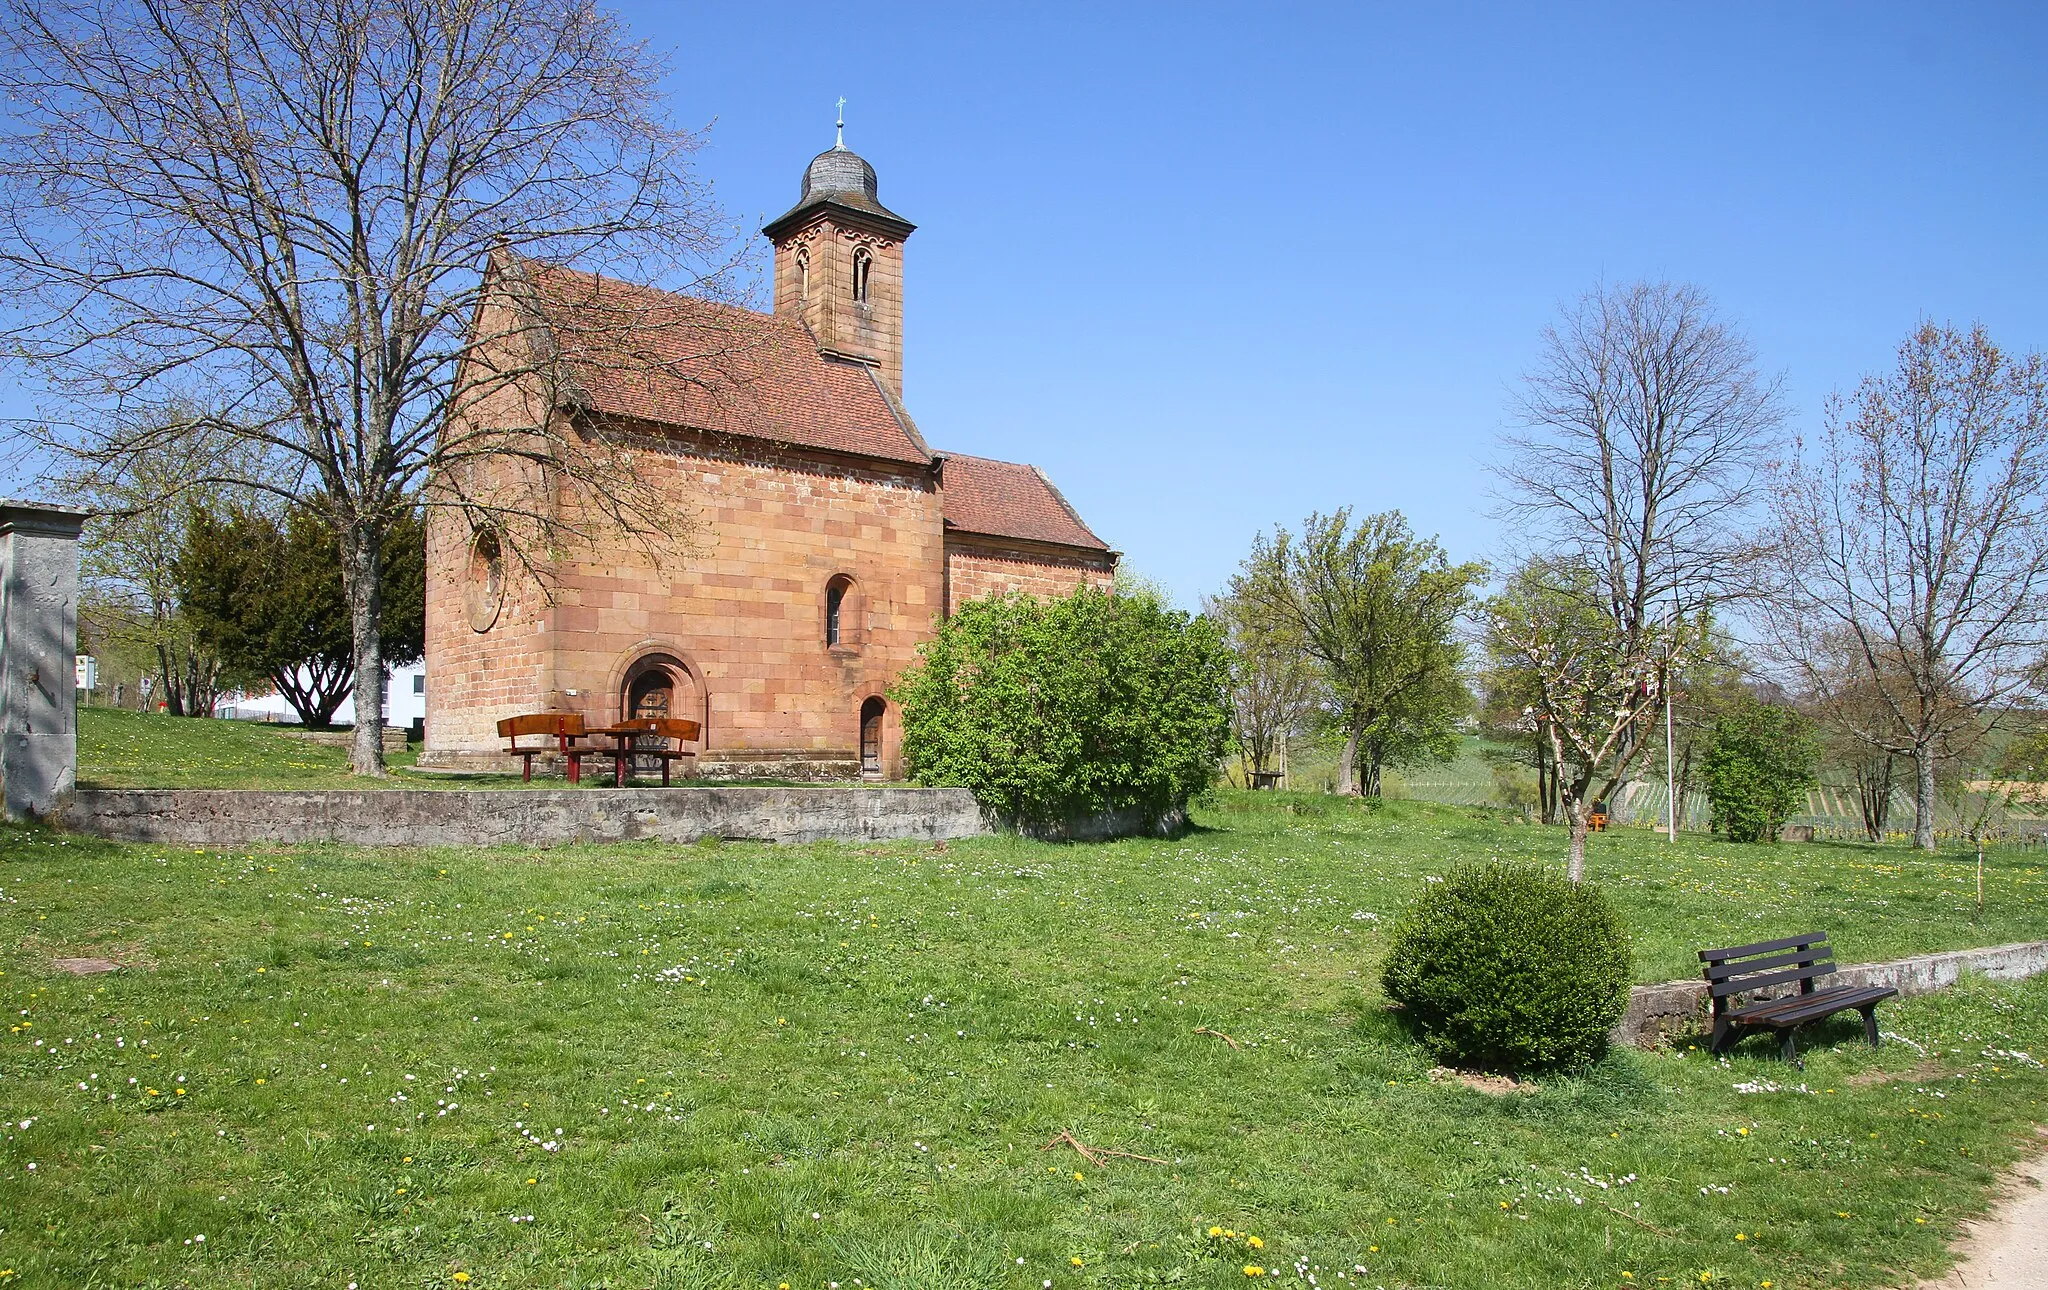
left=763, top=115, right=916, bottom=400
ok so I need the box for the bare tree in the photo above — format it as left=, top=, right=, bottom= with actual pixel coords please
left=1207, top=590, right=1322, bottom=786
left=1759, top=324, right=2048, bottom=850
left=0, top=0, right=745, bottom=773
left=1491, top=281, right=1783, bottom=878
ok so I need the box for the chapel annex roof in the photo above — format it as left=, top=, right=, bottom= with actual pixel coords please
left=506, top=258, right=932, bottom=468
left=938, top=452, right=1112, bottom=553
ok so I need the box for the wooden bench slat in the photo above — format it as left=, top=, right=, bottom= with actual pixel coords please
left=1704, top=947, right=1835, bottom=982
left=1710, top=961, right=1838, bottom=998
left=1728, top=986, right=1898, bottom=1028
left=1699, top=932, right=1830, bottom=963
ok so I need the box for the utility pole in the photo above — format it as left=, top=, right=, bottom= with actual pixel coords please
left=1664, top=659, right=1677, bottom=842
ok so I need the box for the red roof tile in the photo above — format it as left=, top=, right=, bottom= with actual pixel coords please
left=514, top=261, right=930, bottom=467
left=940, top=453, right=1110, bottom=552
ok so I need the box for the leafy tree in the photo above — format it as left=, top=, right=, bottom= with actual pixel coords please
left=895, top=587, right=1231, bottom=830
left=1233, top=509, right=1481, bottom=797
left=1703, top=699, right=1820, bottom=843
left=179, top=505, right=426, bottom=728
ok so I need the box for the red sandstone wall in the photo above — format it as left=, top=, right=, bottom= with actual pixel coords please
left=428, top=422, right=941, bottom=780
left=943, top=538, right=1116, bottom=615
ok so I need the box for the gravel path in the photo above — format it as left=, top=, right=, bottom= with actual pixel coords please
left=1919, top=1130, right=2048, bottom=1290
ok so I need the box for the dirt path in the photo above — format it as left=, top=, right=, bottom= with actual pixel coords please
left=1918, top=1130, right=2048, bottom=1289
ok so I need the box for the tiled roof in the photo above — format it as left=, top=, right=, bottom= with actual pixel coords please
left=939, top=453, right=1110, bottom=552
left=512, top=261, right=931, bottom=467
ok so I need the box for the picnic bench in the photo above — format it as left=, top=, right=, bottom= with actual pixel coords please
left=1699, top=932, right=1897, bottom=1064
left=496, top=713, right=588, bottom=784
left=587, top=716, right=701, bottom=787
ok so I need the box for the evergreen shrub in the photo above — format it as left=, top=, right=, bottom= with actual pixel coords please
left=1381, top=862, right=1632, bottom=1072
left=894, top=586, right=1231, bottom=831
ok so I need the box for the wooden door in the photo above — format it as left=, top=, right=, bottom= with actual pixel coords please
left=859, top=697, right=884, bottom=776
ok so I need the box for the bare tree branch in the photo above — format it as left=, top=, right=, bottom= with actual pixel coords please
left=1755, top=323, right=2048, bottom=850
left=0, top=0, right=752, bottom=773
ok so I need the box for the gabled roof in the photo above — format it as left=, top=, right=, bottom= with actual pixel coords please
left=508, top=260, right=931, bottom=467
left=939, top=453, right=1111, bottom=553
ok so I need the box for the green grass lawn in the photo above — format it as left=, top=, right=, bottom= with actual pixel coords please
left=4, top=793, right=2047, bottom=1288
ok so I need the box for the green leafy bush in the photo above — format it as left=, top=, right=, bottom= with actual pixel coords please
left=894, top=586, right=1231, bottom=830
left=1704, top=698, right=1820, bottom=843
left=1381, top=863, right=1632, bottom=1072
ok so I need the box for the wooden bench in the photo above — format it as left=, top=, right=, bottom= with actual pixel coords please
left=1699, top=932, right=1897, bottom=1063
left=602, top=716, right=700, bottom=787
left=496, top=713, right=588, bottom=784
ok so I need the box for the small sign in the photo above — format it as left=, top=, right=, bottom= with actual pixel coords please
left=74, top=654, right=97, bottom=691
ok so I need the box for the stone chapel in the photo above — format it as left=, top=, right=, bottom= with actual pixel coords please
left=419, top=135, right=1117, bottom=779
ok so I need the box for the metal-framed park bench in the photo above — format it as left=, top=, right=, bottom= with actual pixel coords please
left=1700, top=931, right=1897, bottom=1064
left=496, top=712, right=588, bottom=784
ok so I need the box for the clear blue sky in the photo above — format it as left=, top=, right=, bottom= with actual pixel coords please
left=626, top=1, right=2048, bottom=608
left=7, top=4, right=2043, bottom=615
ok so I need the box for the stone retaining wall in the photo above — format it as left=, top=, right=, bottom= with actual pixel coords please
left=1614, top=939, right=2048, bottom=1048
left=56, top=787, right=989, bottom=847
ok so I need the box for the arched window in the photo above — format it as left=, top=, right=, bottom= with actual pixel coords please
left=795, top=248, right=809, bottom=300
left=852, top=247, right=872, bottom=305
left=825, top=574, right=854, bottom=647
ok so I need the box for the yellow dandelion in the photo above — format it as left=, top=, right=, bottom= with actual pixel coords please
left=1073, top=1171, right=1084, bottom=1182
left=1735, top=1233, right=1746, bottom=1241
left=1247, top=1236, right=1263, bottom=1249
left=1244, top=1267, right=1265, bottom=1278
left=453, top=1275, right=470, bottom=1284
left=1071, top=1257, right=1085, bottom=1267
left=1209, top=1226, right=1225, bottom=1237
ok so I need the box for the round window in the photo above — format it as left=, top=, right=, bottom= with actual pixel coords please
left=463, top=528, right=505, bottom=632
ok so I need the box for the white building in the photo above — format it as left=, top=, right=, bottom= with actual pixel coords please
left=216, top=661, right=426, bottom=729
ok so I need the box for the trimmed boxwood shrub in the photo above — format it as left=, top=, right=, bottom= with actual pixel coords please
left=1381, top=863, right=1632, bottom=1072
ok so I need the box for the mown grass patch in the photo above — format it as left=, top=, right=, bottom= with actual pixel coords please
left=1, top=794, right=2044, bottom=1288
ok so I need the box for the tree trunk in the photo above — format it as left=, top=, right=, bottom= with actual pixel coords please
left=154, top=642, right=183, bottom=716
left=1336, top=724, right=1361, bottom=796
left=1361, top=741, right=1383, bottom=800
left=1857, top=756, right=1894, bottom=843
left=1913, top=745, right=1937, bottom=852
left=1564, top=796, right=1591, bottom=882
left=342, top=522, right=387, bottom=776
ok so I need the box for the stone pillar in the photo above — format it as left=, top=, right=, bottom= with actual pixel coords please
left=0, top=500, right=89, bottom=819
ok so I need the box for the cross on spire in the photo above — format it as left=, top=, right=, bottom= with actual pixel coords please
left=835, top=96, right=846, bottom=149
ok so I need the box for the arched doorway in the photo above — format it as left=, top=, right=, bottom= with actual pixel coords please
left=859, top=696, right=886, bottom=778
left=619, top=653, right=701, bottom=776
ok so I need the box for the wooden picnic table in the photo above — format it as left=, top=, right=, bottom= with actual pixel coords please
left=583, top=718, right=701, bottom=787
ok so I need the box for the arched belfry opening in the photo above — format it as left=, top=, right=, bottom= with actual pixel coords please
left=859, top=696, right=886, bottom=778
